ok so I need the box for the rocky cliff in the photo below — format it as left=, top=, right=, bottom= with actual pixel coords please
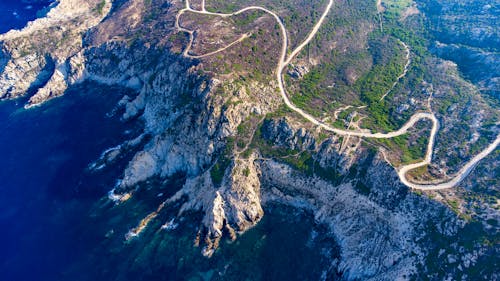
left=0, top=0, right=498, bottom=280
left=0, top=0, right=112, bottom=107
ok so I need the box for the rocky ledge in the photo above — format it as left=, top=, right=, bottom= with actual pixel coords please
left=0, top=0, right=112, bottom=107
left=0, top=0, right=497, bottom=280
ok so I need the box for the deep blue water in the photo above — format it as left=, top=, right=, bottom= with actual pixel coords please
left=0, top=0, right=54, bottom=34
left=0, top=6, right=122, bottom=279
left=0, top=85, right=136, bottom=280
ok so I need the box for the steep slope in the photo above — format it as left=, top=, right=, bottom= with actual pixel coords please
left=0, top=0, right=498, bottom=280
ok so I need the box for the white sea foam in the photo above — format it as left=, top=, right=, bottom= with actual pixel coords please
left=107, top=188, right=122, bottom=202
left=161, top=218, right=178, bottom=231
left=124, top=229, right=138, bottom=241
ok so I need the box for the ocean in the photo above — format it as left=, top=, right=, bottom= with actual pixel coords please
left=0, top=2, right=340, bottom=280
left=0, top=0, right=53, bottom=34
left=0, top=83, right=139, bottom=280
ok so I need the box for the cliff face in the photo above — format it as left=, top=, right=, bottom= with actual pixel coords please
left=0, top=0, right=112, bottom=107
left=257, top=118, right=462, bottom=280
left=0, top=0, right=496, bottom=280
left=418, top=0, right=500, bottom=97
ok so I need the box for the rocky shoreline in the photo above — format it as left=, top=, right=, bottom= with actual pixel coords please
left=0, top=0, right=498, bottom=280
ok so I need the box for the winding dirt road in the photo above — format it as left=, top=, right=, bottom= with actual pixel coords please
left=176, top=0, right=500, bottom=190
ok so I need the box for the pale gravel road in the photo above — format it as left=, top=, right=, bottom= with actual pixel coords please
left=177, top=0, right=500, bottom=190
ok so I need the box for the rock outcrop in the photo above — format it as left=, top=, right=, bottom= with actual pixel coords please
left=0, top=0, right=496, bottom=280
left=0, top=0, right=112, bottom=107
left=163, top=154, right=263, bottom=257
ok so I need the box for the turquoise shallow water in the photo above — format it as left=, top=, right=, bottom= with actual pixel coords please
left=61, top=198, right=341, bottom=281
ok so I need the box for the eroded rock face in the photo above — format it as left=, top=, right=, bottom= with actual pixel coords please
left=246, top=118, right=466, bottom=280
left=258, top=152, right=462, bottom=280
left=262, top=118, right=317, bottom=150
left=159, top=154, right=263, bottom=257
left=0, top=0, right=492, bottom=280
left=261, top=160, right=418, bottom=280
left=432, top=42, right=499, bottom=98
left=0, top=0, right=112, bottom=107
